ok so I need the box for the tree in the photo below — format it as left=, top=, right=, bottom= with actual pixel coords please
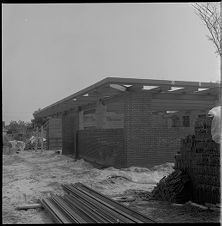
left=192, top=2, right=221, bottom=56
left=31, top=117, right=47, bottom=128
left=6, top=120, right=34, bottom=141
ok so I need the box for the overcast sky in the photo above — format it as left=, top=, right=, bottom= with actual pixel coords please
left=2, top=3, right=220, bottom=124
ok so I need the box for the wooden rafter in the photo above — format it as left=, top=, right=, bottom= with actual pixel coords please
left=126, top=85, right=143, bottom=91
left=167, top=88, right=185, bottom=94
left=167, top=87, right=199, bottom=94
left=109, top=84, right=126, bottom=92
left=194, top=87, right=220, bottom=96
left=145, top=85, right=171, bottom=93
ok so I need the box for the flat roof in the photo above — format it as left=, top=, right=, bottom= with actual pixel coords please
left=34, top=77, right=221, bottom=118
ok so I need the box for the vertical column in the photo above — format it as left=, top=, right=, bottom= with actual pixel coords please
left=62, top=111, right=74, bottom=155
left=34, top=127, right=38, bottom=152
left=48, top=118, right=62, bottom=150
left=40, top=125, right=44, bottom=152
left=95, top=100, right=107, bottom=129
left=124, top=91, right=153, bottom=167
left=62, top=110, right=79, bottom=156
left=79, top=110, right=84, bottom=130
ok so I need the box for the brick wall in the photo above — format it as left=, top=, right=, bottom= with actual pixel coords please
left=77, top=129, right=125, bottom=168
left=124, top=91, right=194, bottom=168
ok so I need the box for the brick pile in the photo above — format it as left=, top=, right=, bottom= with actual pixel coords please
left=175, top=117, right=220, bottom=204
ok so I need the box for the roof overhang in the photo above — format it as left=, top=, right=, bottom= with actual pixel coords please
left=33, top=77, right=221, bottom=118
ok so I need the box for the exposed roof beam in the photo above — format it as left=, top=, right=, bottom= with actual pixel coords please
left=127, top=85, right=143, bottom=91
left=145, top=85, right=171, bottom=93
left=195, top=87, right=220, bottom=96
left=167, top=88, right=185, bottom=94
left=183, top=87, right=199, bottom=94
left=167, top=87, right=199, bottom=94
left=109, top=84, right=126, bottom=92
left=195, top=88, right=210, bottom=95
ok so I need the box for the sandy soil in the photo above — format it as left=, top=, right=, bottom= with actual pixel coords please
left=3, top=150, right=221, bottom=224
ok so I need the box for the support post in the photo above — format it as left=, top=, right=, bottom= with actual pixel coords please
left=41, top=125, right=44, bottom=152
left=34, top=127, right=38, bottom=152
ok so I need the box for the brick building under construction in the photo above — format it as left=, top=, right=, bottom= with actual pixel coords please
left=33, top=77, right=220, bottom=168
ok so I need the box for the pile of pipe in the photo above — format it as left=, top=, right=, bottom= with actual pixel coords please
left=40, top=182, right=156, bottom=223
left=150, top=170, right=192, bottom=204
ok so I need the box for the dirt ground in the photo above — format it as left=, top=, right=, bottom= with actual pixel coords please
left=2, top=149, right=221, bottom=224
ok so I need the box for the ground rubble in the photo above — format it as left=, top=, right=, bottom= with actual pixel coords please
left=3, top=150, right=220, bottom=224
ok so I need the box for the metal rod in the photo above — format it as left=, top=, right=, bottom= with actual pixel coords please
left=42, top=182, right=156, bottom=223
left=63, top=188, right=120, bottom=223
left=74, top=182, right=156, bottom=223
left=63, top=194, right=110, bottom=223
left=63, top=185, right=126, bottom=223
left=69, top=184, right=145, bottom=223
left=51, top=195, right=87, bottom=223
left=63, top=184, right=131, bottom=223
left=40, top=198, right=71, bottom=223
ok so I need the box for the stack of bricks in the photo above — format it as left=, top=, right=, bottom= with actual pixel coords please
left=175, top=117, right=220, bottom=204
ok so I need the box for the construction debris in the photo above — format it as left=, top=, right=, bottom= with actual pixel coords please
left=40, top=182, right=156, bottom=223
left=8, top=140, right=26, bottom=153
left=150, top=170, right=192, bottom=204
left=25, top=136, right=47, bottom=150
